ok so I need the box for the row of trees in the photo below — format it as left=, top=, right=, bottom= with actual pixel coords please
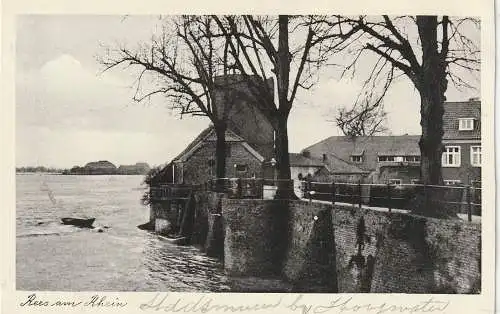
left=100, top=15, right=479, bottom=217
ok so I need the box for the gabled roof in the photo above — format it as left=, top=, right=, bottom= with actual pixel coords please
left=289, top=153, right=324, bottom=167
left=443, top=99, right=481, bottom=140
left=302, top=135, right=421, bottom=171
left=172, top=125, right=264, bottom=163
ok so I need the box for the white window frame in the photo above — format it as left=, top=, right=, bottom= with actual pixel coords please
left=388, top=179, right=402, bottom=185
left=442, top=146, right=461, bottom=167
left=404, top=156, right=420, bottom=162
left=444, top=180, right=462, bottom=186
left=470, top=146, right=481, bottom=167
left=378, top=156, right=395, bottom=162
left=351, top=155, right=363, bottom=163
left=459, top=118, right=475, bottom=131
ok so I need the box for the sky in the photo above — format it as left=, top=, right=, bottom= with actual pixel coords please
left=15, top=15, right=480, bottom=168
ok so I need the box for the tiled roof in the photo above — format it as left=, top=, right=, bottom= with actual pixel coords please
left=443, top=100, right=481, bottom=140
left=302, top=135, right=421, bottom=171
left=289, top=153, right=324, bottom=167
left=324, top=153, right=368, bottom=174
left=172, top=125, right=244, bottom=162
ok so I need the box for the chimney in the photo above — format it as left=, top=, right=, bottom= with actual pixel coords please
left=302, top=150, right=311, bottom=158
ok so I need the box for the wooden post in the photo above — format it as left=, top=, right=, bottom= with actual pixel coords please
left=237, top=178, right=242, bottom=199
left=387, top=183, right=392, bottom=212
left=331, top=182, right=336, bottom=205
left=358, top=181, right=362, bottom=208
left=466, top=185, right=472, bottom=222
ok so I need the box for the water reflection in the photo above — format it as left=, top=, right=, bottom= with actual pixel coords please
left=142, top=234, right=231, bottom=292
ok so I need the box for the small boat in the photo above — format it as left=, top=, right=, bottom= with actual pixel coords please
left=158, top=235, right=189, bottom=245
left=61, top=217, right=95, bottom=228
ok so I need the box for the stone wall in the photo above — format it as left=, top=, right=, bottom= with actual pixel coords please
left=220, top=198, right=481, bottom=294
left=222, top=199, right=289, bottom=277
left=283, top=201, right=337, bottom=292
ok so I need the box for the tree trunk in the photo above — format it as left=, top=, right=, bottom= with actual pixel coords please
left=274, top=116, right=295, bottom=199
left=412, top=16, right=457, bottom=218
left=214, top=122, right=227, bottom=191
left=272, top=15, right=295, bottom=199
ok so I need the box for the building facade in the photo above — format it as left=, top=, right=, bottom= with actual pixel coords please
left=301, top=98, right=482, bottom=186
left=441, top=99, right=481, bottom=185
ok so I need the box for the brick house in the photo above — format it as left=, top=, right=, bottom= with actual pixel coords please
left=169, top=125, right=267, bottom=185
left=441, top=98, right=481, bottom=186
left=301, top=98, right=482, bottom=186
left=161, top=74, right=275, bottom=186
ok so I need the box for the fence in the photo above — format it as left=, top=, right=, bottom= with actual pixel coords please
left=303, top=181, right=481, bottom=221
left=149, top=179, right=481, bottom=222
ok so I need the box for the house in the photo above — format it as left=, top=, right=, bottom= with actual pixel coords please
left=289, top=152, right=324, bottom=180
left=441, top=98, right=481, bottom=185
left=302, top=135, right=421, bottom=184
left=162, top=74, right=275, bottom=186
left=301, top=98, right=482, bottom=186
left=169, top=125, right=267, bottom=185
left=116, top=162, right=151, bottom=175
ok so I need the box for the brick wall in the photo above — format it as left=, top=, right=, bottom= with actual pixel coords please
left=283, top=201, right=337, bottom=292
left=219, top=199, right=481, bottom=293
left=442, top=142, right=482, bottom=184
left=222, top=199, right=289, bottom=277
left=181, top=141, right=263, bottom=185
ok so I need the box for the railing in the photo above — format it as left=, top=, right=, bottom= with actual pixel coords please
left=149, top=179, right=481, bottom=222
left=149, top=183, right=202, bottom=201
left=206, top=178, right=295, bottom=199
left=303, top=181, right=481, bottom=222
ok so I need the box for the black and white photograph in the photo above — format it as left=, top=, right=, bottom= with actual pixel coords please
left=3, top=4, right=496, bottom=312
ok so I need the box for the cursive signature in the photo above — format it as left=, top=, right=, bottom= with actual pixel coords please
left=139, top=293, right=450, bottom=314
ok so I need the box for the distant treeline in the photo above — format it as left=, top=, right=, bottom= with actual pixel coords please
left=17, top=161, right=151, bottom=175
left=16, top=166, right=67, bottom=173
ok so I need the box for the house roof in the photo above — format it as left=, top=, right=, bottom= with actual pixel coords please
left=302, top=135, right=421, bottom=171
left=289, top=153, right=324, bottom=167
left=172, top=125, right=264, bottom=163
left=324, top=153, right=368, bottom=174
left=443, top=100, right=481, bottom=140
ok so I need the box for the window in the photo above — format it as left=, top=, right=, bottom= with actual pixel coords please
left=351, top=155, right=363, bottom=163
left=388, top=179, right=402, bottom=185
left=378, top=156, right=394, bottom=162
left=225, top=145, right=231, bottom=157
left=442, top=146, right=461, bottom=167
left=379, top=156, right=420, bottom=163
left=459, top=118, right=475, bottom=131
left=234, top=164, right=248, bottom=173
left=404, top=156, right=420, bottom=162
left=470, top=146, right=481, bottom=167
left=444, top=180, right=462, bottom=186
left=410, top=179, right=420, bottom=184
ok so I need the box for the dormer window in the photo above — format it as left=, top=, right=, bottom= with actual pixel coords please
left=351, top=155, right=363, bottom=163
left=459, top=118, right=475, bottom=131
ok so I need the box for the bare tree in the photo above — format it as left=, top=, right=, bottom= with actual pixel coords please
left=335, top=15, right=480, bottom=217
left=334, top=94, right=388, bottom=137
left=211, top=15, right=353, bottom=198
left=99, top=16, right=253, bottom=183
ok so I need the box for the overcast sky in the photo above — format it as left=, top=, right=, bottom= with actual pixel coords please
left=16, top=15, right=480, bottom=168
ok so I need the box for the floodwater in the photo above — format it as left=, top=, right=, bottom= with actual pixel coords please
left=16, top=174, right=232, bottom=292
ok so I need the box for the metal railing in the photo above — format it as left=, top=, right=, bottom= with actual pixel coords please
left=303, top=181, right=481, bottom=221
left=148, top=179, right=481, bottom=222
